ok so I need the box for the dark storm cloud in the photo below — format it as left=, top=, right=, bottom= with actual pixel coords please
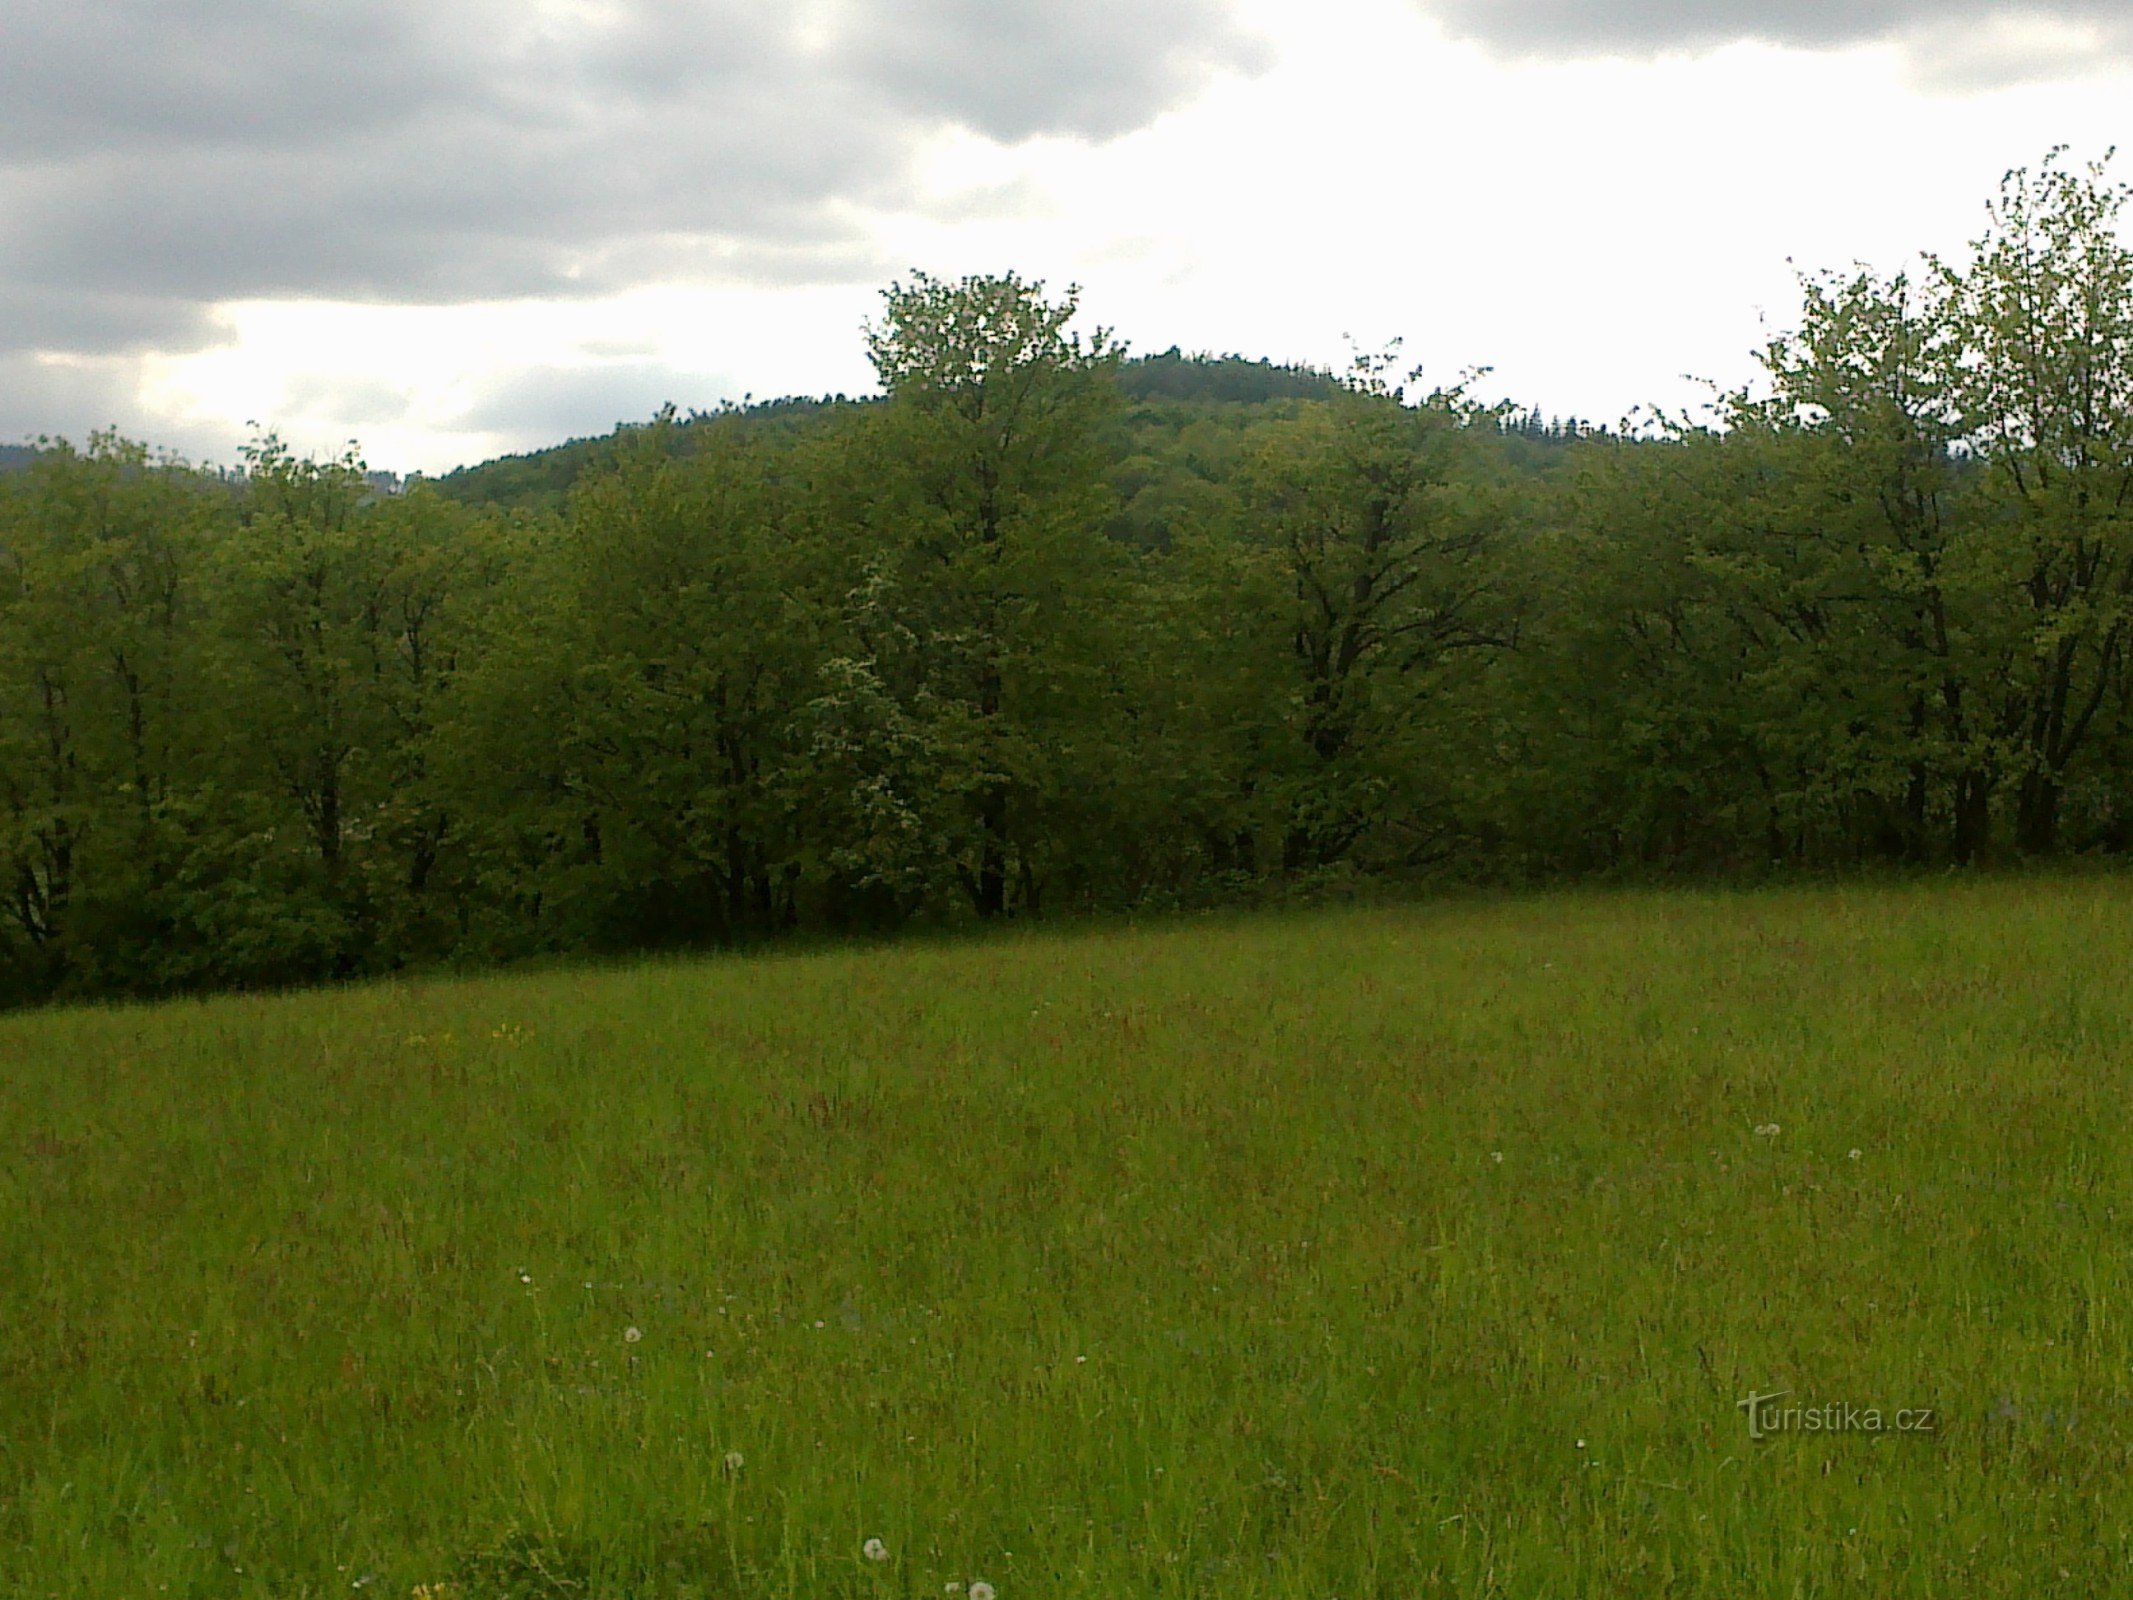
left=0, top=0, right=1263, bottom=361
left=1423, top=0, right=2133, bottom=73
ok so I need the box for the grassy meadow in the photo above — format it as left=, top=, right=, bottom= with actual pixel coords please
left=5, top=875, right=2133, bottom=1596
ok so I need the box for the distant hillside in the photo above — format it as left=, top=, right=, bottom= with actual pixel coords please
left=0, top=444, right=37, bottom=473
left=431, top=355, right=1349, bottom=509
left=1117, top=348, right=1340, bottom=406
left=430, top=394, right=856, bottom=509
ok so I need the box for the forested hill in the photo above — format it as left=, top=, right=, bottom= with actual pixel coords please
left=0, top=444, right=37, bottom=473
left=427, top=393, right=852, bottom=508
left=1114, top=348, right=1341, bottom=405
left=430, top=352, right=1347, bottom=509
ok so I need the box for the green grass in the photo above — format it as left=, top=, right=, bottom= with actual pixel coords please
left=4, top=875, right=2131, bottom=1597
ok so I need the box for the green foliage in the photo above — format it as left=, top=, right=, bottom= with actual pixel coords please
left=451, top=413, right=836, bottom=948
left=1238, top=352, right=1511, bottom=871
left=9, top=155, right=2133, bottom=1004
left=837, top=271, right=1133, bottom=919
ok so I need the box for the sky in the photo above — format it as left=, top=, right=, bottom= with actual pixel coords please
left=6, top=0, right=2133, bottom=475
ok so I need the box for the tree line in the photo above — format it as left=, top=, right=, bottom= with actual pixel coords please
left=4, top=151, right=2131, bottom=1006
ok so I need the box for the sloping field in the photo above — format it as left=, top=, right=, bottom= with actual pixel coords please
left=4, top=878, right=2131, bottom=1596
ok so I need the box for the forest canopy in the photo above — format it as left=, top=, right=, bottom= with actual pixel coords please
left=4, top=152, right=2132, bottom=1005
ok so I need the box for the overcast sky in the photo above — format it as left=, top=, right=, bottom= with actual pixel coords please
left=6, top=0, right=2132, bottom=473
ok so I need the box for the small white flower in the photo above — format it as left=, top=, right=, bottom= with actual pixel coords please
left=1848, top=1149, right=1862, bottom=1161
left=1075, top=1355, right=1087, bottom=1364
left=863, top=1538, right=890, bottom=1563
left=1491, top=1152, right=1504, bottom=1164
left=519, top=1272, right=532, bottom=1284
left=1754, top=1124, right=1780, bottom=1138
left=970, top=1583, right=996, bottom=1600
left=723, top=1450, right=745, bottom=1474
left=815, top=1320, right=826, bottom=1329
left=947, top=1586, right=963, bottom=1594
left=1576, top=1439, right=1586, bottom=1449
left=623, top=1326, right=642, bottom=1344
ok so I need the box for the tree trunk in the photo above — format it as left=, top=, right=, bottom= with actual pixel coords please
left=316, top=766, right=342, bottom=869
left=1951, top=770, right=1994, bottom=865
left=2016, top=770, right=2062, bottom=856
left=968, top=776, right=1009, bottom=918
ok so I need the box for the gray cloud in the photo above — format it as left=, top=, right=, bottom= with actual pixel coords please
left=0, top=286, right=226, bottom=358
left=0, top=0, right=1264, bottom=365
left=0, top=352, right=174, bottom=454
left=837, top=0, right=1273, bottom=143
left=1422, top=1, right=2133, bottom=79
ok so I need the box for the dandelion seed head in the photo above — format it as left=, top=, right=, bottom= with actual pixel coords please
left=623, top=1326, right=642, bottom=1344
left=1848, top=1148, right=1863, bottom=1160
left=970, top=1583, right=996, bottom=1600
left=1754, top=1124, right=1781, bottom=1138
left=724, top=1450, right=745, bottom=1474
left=863, top=1538, right=890, bottom=1562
